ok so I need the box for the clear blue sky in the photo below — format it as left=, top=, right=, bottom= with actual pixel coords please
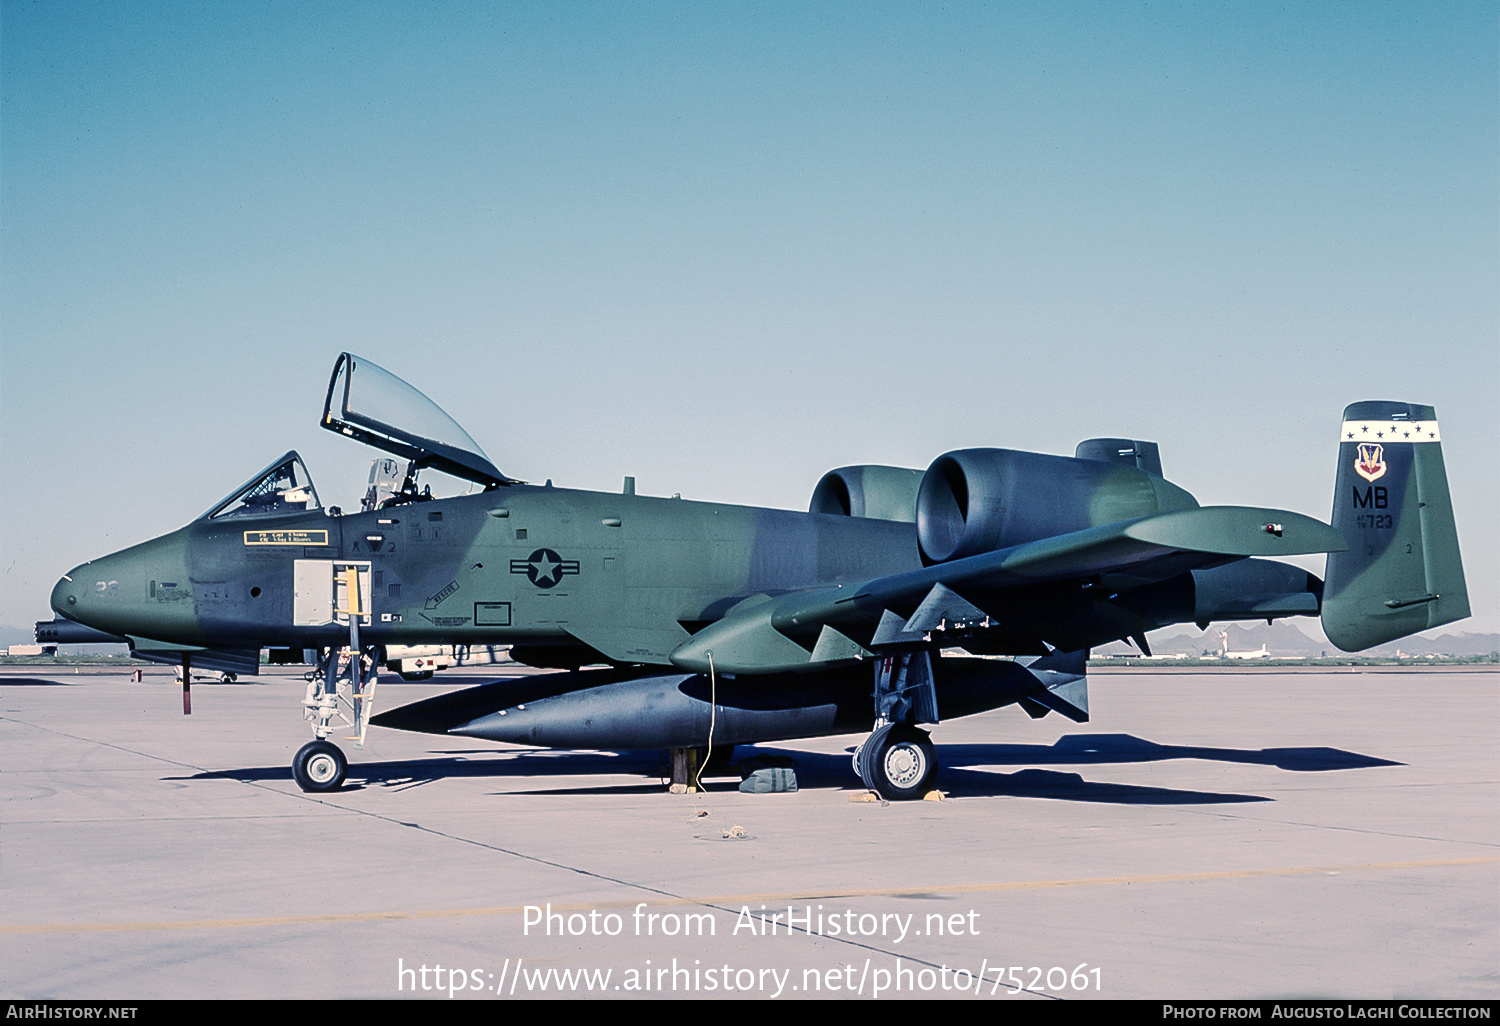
left=3, top=2, right=1496, bottom=636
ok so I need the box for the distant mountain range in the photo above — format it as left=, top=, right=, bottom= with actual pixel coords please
left=2, top=624, right=55, bottom=648
left=1097, top=621, right=1499, bottom=658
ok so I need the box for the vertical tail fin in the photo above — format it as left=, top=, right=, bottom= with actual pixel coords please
left=1321, top=402, right=1468, bottom=651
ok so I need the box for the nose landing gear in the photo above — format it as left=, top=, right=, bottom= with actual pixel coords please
left=291, top=566, right=377, bottom=792
left=292, top=644, right=375, bottom=793
left=292, top=739, right=348, bottom=792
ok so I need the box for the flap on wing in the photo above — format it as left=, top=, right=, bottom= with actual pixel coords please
left=672, top=506, right=1344, bottom=674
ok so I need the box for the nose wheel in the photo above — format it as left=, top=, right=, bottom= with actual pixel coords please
left=297, top=640, right=375, bottom=793
left=292, top=740, right=348, bottom=792
left=856, top=723, right=937, bottom=800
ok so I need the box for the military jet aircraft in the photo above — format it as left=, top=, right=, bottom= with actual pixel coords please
left=42, top=353, right=1468, bottom=798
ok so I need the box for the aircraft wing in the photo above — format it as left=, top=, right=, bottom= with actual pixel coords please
left=670, top=505, right=1344, bottom=674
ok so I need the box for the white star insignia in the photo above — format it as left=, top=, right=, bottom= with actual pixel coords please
left=530, top=554, right=560, bottom=585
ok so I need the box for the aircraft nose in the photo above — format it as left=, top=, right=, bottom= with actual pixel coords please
left=51, top=569, right=85, bottom=619
left=49, top=530, right=199, bottom=642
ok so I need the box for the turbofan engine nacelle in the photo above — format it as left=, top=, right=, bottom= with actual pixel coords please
left=915, top=448, right=1198, bottom=564
left=809, top=465, right=924, bottom=523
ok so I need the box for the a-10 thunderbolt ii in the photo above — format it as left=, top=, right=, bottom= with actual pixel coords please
left=42, top=353, right=1469, bottom=799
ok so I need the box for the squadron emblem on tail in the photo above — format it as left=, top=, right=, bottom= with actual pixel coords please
left=1355, top=443, right=1386, bottom=482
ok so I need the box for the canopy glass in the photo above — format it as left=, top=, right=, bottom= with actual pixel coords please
left=321, top=353, right=509, bottom=488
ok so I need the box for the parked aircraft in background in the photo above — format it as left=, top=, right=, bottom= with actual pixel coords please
left=1218, top=631, right=1270, bottom=660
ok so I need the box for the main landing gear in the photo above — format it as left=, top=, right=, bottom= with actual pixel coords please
left=854, top=723, right=938, bottom=800
left=854, top=652, right=942, bottom=800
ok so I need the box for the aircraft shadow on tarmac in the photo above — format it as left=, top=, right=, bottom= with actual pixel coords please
left=941, top=733, right=1403, bottom=772
left=179, top=732, right=1400, bottom=804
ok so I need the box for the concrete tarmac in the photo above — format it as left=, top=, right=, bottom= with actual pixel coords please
left=2, top=663, right=1495, bottom=1000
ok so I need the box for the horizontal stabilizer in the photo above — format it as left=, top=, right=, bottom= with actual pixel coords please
left=1191, top=560, right=1323, bottom=625
left=852, top=505, right=1344, bottom=620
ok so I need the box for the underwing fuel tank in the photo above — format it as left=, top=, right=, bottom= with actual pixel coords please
left=373, top=667, right=870, bottom=748
left=371, top=657, right=1078, bottom=750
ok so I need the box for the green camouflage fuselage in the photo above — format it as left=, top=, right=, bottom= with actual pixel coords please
left=51, top=486, right=916, bottom=663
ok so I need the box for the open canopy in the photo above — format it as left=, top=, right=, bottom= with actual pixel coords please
left=321, top=353, right=511, bottom=488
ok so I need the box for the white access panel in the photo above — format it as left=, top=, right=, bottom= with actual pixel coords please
left=294, top=560, right=371, bottom=627
left=294, top=560, right=333, bottom=626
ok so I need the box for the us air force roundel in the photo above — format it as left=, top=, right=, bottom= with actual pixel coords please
left=510, top=548, right=581, bottom=588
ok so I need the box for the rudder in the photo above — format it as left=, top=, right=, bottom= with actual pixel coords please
left=1321, top=401, right=1468, bottom=651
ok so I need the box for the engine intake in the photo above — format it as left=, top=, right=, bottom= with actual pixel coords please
left=810, top=465, right=924, bottom=523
